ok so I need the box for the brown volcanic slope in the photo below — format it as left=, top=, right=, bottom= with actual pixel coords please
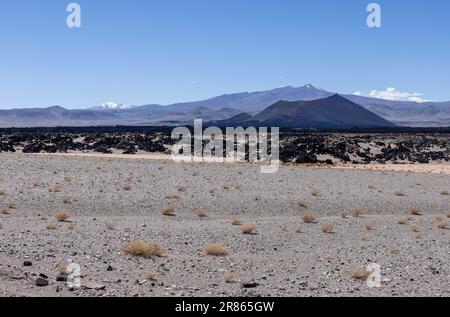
left=221, top=95, right=396, bottom=128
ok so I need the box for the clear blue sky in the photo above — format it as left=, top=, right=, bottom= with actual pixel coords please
left=0, top=0, right=449, bottom=109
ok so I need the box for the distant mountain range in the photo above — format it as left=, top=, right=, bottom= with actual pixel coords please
left=344, top=94, right=450, bottom=127
left=0, top=84, right=449, bottom=128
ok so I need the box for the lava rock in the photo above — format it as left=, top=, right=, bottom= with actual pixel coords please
left=36, top=277, right=49, bottom=287
left=56, top=274, right=69, bottom=282
left=241, top=281, right=260, bottom=288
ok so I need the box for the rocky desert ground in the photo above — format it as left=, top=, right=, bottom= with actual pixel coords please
left=0, top=153, right=449, bottom=297
left=1, top=128, right=449, bottom=164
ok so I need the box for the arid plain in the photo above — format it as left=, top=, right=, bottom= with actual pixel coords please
left=0, top=153, right=449, bottom=297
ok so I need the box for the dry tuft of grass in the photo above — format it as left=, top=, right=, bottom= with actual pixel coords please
left=360, top=236, right=369, bottom=241
left=298, top=201, right=308, bottom=209
left=223, top=184, right=241, bottom=190
left=7, top=203, right=17, bottom=209
left=32, top=181, right=40, bottom=188
left=195, top=208, right=207, bottom=218
left=364, top=223, right=376, bottom=231
left=224, top=271, right=235, bottom=283
left=321, top=223, right=334, bottom=234
left=447, top=212, right=450, bottom=218
left=295, top=228, right=303, bottom=234
left=352, top=209, right=364, bottom=218
left=161, top=206, right=175, bottom=216
left=300, top=212, right=316, bottom=224
left=0, top=188, right=6, bottom=195
left=57, top=262, right=68, bottom=274
left=341, top=212, right=349, bottom=219
left=203, top=244, right=228, bottom=256
left=55, top=211, right=71, bottom=222
left=64, top=176, right=73, bottom=183
left=350, top=267, right=371, bottom=280
left=122, top=184, right=132, bottom=191
left=411, top=224, right=420, bottom=233
left=159, top=229, right=169, bottom=236
left=440, top=191, right=449, bottom=196
left=122, top=241, right=165, bottom=258
left=437, top=223, right=449, bottom=230
left=145, top=272, right=157, bottom=281
left=240, top=224, right=257, bottom=235
left=46, top=223, right=58, bottom=230
left=231, top=217, right=242, bottom=226
left=50, top=185, right=61, bottom=193
left=176, top=186, right=186, bottom=193
left=409, top=208, right=423, bottom=216
left=310, top=190, right=319, bottom=197
left=397, top=218, right=408, bottom=225
left=63, top=197, right=72, bottom=204
left=208, top=188, right=216, bottom=194
left=0, top=208, right=9, bottom=215
left=165, top=194, right=180, bottom=200
left=388, top=247, right=400, bottom=254
left=105, top=223, right=115, bottom=230
left=394, top=191, right=406, bottom=197
left=67, top=223, right=77, bottom=230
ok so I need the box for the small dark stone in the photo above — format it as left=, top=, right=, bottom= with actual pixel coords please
left=107, top=265, right=114, bottom=272
left=39, top=273, right=48, bottom=279
left=23, top=261, right=33, bottom=267
left=36, top=277, right=49, bottom=287
left=241, top=281, right=260, bottom=289
left=56, top=274, right=69, bottom=282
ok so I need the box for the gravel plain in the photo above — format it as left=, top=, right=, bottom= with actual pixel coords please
left=0, top=153, right=449, bottom=297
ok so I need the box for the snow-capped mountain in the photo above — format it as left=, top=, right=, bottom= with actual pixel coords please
left=102, top=102, right=129, bottom=110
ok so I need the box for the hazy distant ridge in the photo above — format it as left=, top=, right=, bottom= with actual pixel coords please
left=0, top=85, right=448, bottom=127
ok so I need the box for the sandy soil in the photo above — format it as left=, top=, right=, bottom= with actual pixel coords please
left=0, top=153, right=449, bottom=297
left=32, top=152, right=450, bottom=175
left=317, top=163, right=450, bottom=175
